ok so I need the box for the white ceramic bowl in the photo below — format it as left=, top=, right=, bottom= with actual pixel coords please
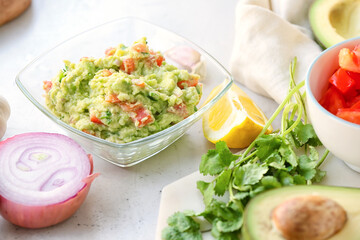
left=306, top=37, right=360, bottom=172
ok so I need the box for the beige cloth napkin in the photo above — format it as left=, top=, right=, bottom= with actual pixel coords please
left=230, top=0, right=322, bottom=104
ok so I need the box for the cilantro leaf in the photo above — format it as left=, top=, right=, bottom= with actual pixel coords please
left=162, top=212, right=201, bottom=240
left=278, top=171, right=294, bottom=186
left=266, top=152, right=286, bottom=169
left=197, top=180, right=215, bottom=207
left=249, top=185, right=266, bottom=198
left=279, top=142, right=298, bottom=167
left=255, top=135, right=282, bottom=160
left=298, top=155, right=317, bottom=180
left=293, top=174, right=307, bottom=185
left=214, top=169, right=232, bottom=196
left=314, top=169, right=327, bottom=182
left=261, top=176, right=282, bottom=189
left=308, top=146, right=319, bottom=162
left=202, top=200, right=236, bottom=221
left=213, top=209, right=243, bottom=233
left=211, top=222, right=240, bottom=240
left=298, top=154, right=317, bottom=170
left=200, top=141, right=239, bottom=176
left=162, top=230, right=202, bottom=240
left=291, top=121, right=322, bottom=147
left=166, top=212, right=199, bottom=232
left=233, top=192, right=249, bottom=201
left=234, top=163, right=268, bottom=187
left=301, top=169, right=317, bottom=181
left=202, top=200, right=243, bottom=236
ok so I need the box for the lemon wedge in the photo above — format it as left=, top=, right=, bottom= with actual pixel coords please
left=202, top=83, right=272, bottom=148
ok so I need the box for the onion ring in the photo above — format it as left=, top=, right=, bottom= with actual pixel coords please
left=0, top=132, right=99, bottom=228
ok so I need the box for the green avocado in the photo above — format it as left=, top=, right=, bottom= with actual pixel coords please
left=309, top=0, right=360, bottom=48
left=242, top=185, right=360, bottom=240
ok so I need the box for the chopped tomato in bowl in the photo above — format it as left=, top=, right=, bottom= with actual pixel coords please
left=319, top=44, right=360, bottom=125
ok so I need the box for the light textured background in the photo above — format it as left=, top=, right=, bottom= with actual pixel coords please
left=1, top=1, right=359, bottom=240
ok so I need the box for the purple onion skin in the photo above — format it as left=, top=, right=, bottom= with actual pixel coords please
left=0, top=172, right=98, bottom=228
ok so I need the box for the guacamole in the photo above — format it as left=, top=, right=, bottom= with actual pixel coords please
left=44, top=38, right=202, bottom=143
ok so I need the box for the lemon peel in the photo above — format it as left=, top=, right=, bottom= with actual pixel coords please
left=202, top=83, right=272, bottom=148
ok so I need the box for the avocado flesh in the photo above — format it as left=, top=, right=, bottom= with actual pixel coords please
left=242, top=185, right=360, bottom=240
left=330, top=1, right=360, bottom=39
left=309, top=0, right=360, bottom=48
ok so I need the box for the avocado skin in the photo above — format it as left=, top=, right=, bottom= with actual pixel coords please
left=242, top=224, right=251, bottom=240
left=241, top=185, right=360, bottom=240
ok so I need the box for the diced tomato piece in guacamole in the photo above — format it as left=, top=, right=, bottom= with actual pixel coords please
left=177, top=76, right=199, bottom=89
left=90, top=114, right=103, bottom=125
left=132, top=43, right=149, bottom=53
left=120, top=58, right=135, bottom=74
left=43, top=81, right=52, bottom=92
left=132, top=107, right=154, bottom=128
left=105, top=47, right=116, bottom=57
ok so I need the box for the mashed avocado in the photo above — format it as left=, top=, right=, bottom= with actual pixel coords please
left=44, top=38, right=202, bottom=143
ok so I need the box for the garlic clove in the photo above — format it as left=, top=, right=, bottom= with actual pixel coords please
left=164, top=46, right=206, bottom=80
left=0, top=95, right=10, bottom=120
left=0, top=95, right=10, bottom=139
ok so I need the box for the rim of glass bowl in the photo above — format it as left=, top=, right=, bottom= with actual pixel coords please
left=15, top=16, right=234, bottom=148
left=306, top=36, right=360, bottom=129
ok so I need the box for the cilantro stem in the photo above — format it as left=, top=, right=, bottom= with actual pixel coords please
left=235, top=150, right=257, bottom=167
left=290, top=104, right=298, bottom=121
left=289, top=58, right=308, bottom=124
left=281, top=102, right=296, bottom=134
left=282, top=103, right=303, bottom=136
left=301, top=92, right=308, bottom=124
left=316, top=149, right=330, bottom=168
left=229, top=179, right=244, bottom=211
left=241, top=81, right=305, bottom=160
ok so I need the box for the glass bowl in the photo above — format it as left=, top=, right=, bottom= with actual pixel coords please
left=16, top=17, right=233, bottom=167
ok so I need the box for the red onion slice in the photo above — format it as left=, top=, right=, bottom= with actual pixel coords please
left=0, top=132, right=99, bottom=228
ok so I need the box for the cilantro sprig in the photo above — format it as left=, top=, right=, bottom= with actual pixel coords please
left=162, top=59, right=329, bottom=240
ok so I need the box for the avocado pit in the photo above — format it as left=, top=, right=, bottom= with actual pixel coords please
left=272, top=195, right=347, bottom=240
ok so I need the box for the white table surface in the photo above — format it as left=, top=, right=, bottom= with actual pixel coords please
left=1, top=1, right=360, bottom=240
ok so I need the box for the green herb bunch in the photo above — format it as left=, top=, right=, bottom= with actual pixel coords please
left=162, top=59, right=329, bottom=240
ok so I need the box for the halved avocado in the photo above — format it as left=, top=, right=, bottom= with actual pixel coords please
left=242, top=185, right=360, bottom=240
left=309, top=0, right=360, bottom=48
